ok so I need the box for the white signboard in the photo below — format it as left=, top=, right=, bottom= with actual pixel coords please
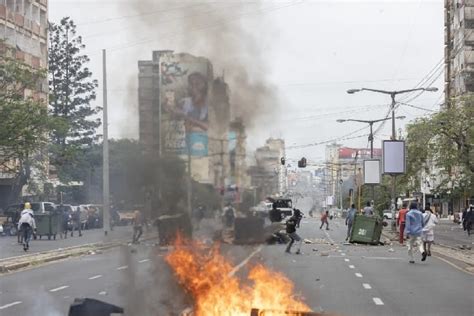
left=326, top=196, right=334, bottom=206
left=383, top=140, right=406, bottom=174
left=363, top=159, right=381, bottom=184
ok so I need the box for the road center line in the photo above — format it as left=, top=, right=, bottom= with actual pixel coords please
left=139, top=259, right=150, bottom=263
left=88, top=275, right=102, bottom=280
left=229, top=245, right=263, bottom=277
left=0, top=301, right=22, bottom=310
left=348, top=265, right=355, bottom=269
left=117, top=265, right=128, bottom=270
left=363, top=283, right=372, bottom=289
left=341, top=253, right=346, bottom=256
left=50, top=285, right=69, bottom=292
left=355, top=273, right=363, bottom=278
left=344, top=258, right=350, bottom=262
left=373, top=297, right=384, bottom=305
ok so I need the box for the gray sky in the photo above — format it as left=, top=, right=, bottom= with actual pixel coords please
left=49, top=0, right=444, bottom=162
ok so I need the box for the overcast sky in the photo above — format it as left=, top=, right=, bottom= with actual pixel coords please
left=49, top=0, right=444, bottom=162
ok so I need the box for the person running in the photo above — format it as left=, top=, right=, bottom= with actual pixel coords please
left=17, top=203, right=33, bottom=244
left=18, top=207, right=36, bottom=251
left=320, top=210, right=329, bottom=230
left=404, top=202, right=427, bottom=264
left=345, top=204, right=357, bottom=241
left=422, top=206, right=438, bottom=257
left=132, top=210, right=144, bottom=244
left=285, top=215, right=302, bottom=254
left=398, top=203, right=408, bottom=245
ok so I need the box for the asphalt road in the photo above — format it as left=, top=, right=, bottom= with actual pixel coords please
left=0, top=207, right=472, bottom=315
left=434, top=220, right=473, bottom=249
left=0, top=226, right=138, bottom=259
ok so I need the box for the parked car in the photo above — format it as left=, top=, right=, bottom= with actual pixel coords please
left=31, top=202, right=56, bottom=214
left=383, top=210, right=393, bottom=220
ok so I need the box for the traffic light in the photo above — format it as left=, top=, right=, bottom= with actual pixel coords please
left=298, top=157, right=307, bottom=168
left=280, top=157, right=285, bottom=165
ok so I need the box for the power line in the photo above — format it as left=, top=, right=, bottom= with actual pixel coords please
left=287, top=125, right=369, bottom=150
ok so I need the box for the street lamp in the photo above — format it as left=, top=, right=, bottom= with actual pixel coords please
left=336, top=116, right=406, bottom=158
left=347, top=86, right=437, bottom=228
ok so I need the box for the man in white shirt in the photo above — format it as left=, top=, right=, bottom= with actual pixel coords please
left=18, top=204, right=36, bottom=251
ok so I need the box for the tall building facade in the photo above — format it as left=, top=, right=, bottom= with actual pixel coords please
left=445, top=0, right=474, bottom=102
left=0, top=0, right=48, bottom=206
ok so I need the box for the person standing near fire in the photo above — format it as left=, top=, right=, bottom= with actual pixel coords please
left=132, top=210, right=145, bottom=244
left=285, top=214, right=302, bottom=254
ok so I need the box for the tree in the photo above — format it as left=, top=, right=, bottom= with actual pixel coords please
left=0, top=54, right=53, bottom=203
left=48, top=17, right=100, bottom=181
left=401, top=99, right=474, bottom=199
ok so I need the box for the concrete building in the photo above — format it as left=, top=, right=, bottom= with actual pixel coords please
left=445, top=0, right=474, bottom=102
left=0, top=0, right=48, bottom=206
left=249, top=138, right=287, bottom=200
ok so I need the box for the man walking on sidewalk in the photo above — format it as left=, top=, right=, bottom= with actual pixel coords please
left=398, top=203, right=408, bottom=245
left=404, top=202, right=427, bottom=264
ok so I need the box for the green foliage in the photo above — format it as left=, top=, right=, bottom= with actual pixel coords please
left=0, top=55, right=54, bottom=201
left=48, top=17, right=100, bottom=180
left=401, top=98, right=474, bottom=198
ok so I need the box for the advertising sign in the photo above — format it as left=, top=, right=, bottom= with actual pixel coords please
left=382, top=140, right=406, bottom=174
left=159, top=53, right=212, bottom=156
left=363, top=159, right=381, bottom=184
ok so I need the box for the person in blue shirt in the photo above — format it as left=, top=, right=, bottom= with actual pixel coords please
left=345, top=204, right=357, bottom=241
left=404, top=202, right=427, bottom=263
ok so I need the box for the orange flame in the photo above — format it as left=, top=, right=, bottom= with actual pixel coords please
left=165, top=238, right=312, bottom=316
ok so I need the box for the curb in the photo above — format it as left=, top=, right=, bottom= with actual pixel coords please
left=0, top=234, right=158, bottom=274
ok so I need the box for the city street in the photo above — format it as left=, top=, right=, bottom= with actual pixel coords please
left=1, top=207, right=472, bottom=315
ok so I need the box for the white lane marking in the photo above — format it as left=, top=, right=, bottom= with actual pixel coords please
left=348, top=265, right=355, bottom=269
left=373, top=298, right=384, bottom=305
left=344, top=258, right=350, bottom=262
left=138, top=259, right=150, bottom=263
left=341, top=253, right=346, bottom=256
left=229, top=245, right=263, bottom=277
left=99, top=291, right=107, bottom=295
left=337, top=250, right=342, bottom=252
left=88, top=275, right=102, bottom=280
left=363, top=283, right=372, bottom=289
left=50, top=285, right=69, bottom=292
left=0, top=301, right=22, bottom=310
left=355, top=273, right=363, bottom=278
left=361, top=256, right=403, bottom=260
left=117, top=265, right=128, bottom=270
left=323, top=230, right=335, bottom=244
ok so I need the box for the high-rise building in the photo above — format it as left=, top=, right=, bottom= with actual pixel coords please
left=0, top=0, right=48, bottom=206
left=444, top=0, right=474, bottom=102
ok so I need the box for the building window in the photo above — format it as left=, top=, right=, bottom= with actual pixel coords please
left=31, top=3, right=39, bottom=23
left=6, top=0, right=14, bottom=11
left=39, top=8, right=45, bottom=26
left=23, top=0, right=31, bottom=19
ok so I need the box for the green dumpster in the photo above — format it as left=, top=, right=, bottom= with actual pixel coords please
left=349, top=214, right=383, bottom=245
left=35, top=213, right=62, bottom=240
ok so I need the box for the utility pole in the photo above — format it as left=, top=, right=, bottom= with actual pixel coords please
left=102, top=49, right=110, bottom=236
left=186, top=135, right=192, bottom=217
left=347, top=86, right=438, bottom=227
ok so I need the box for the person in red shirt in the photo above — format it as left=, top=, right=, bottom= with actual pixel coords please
left=320, top=211, right=329, bottom=230
left=398, top=204, right=408, bottom=244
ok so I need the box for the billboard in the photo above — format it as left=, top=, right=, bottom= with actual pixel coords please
left=363, top=159, right=381, bottom=184
left=338, top=147, right=382, bottom=160
left=382, top=140, right=406, bottom=174
left=160, top=53, right=212, bottom=156
left=159, top=53, right=213, bottom=182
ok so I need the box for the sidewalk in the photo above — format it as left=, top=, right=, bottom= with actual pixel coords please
left=0, top=226, right=138, bottom=259
left=435, top=219, right=473, bottom=249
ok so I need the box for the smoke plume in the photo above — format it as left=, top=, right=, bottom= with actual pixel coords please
left=120, top=0, right=284, bottom=141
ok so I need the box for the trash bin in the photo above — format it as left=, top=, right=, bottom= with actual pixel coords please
left=233, top=216, right=265, bottom=244
left=35, top=213, right=61, bottom=240
left=155, top=213, right=192, bottom=245
left=349, top=214, right=383, bottom=245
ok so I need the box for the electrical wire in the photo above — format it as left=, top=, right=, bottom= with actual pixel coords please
left=287, top=125, right=369, bottom=150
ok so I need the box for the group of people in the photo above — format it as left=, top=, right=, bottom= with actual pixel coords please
left=399, top=202, right=439, bottom=263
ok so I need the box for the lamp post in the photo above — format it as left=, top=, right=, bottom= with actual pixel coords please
left=347, top=86, right=438, bottom=227
left=337, top=116, right=405, bottom=206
